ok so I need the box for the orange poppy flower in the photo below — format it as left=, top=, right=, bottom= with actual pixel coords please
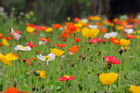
left=32, top=57, right=38, bottom=61
left=0, top=43, right=3, bottom=47
left=100, top=28, right=107, bottom=33
left=74, top=38, right=81, bottom=43
left=56, top=43, right=67, bottom=48
left=110, top=37, right=120, bottom=45
left=0, top=33, right=4, bottom=39
left=69, top=46, right=80, bottom=53
left=52, top=24, right=62, bottom=29
left=61, top=33, right=69, bottom=39
left=4, top=87, right=29, bottom=93
left=65, top=22, right=77, bottom=32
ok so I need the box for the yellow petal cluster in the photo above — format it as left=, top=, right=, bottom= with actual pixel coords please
left=99, top=72, right=118, bottom=85
left=129, top=85, right=140, bottom=93
left=37, top=70, right=46, bottom=78
left=26, top=26, right=35, bottom=33
left=50, top=48, right=64, bottom=56
left=0, top=53, right=18, bottom=66
left=2, top=39, right=9, bottom=46
left=120, top=39, right=130, bottom=46
left=45, top=27, right=53, bottom=32
left=82, top=27, right=99, bottom=38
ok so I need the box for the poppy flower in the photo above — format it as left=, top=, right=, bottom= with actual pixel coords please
left=16, top=30, right=21, bottom=34
left=15, top=45, right=31, bottom=51
left=26, top=41, right=34, bottom=48
left=10, top=28, right=22, bottom=40
left=99, top=72, right=118, bottom=85
left=82, top=27, right=99, bottom=38
left=5, top=37, right=11, bottom=40
left=61, top=33, right=69, bottom=39
left=37, top=53, right=56, bottom=62
left=74, top=38, right=81, bottom=43
left=0, top=33, right=4, bottom=39
left=124, top=28, right=134, bottom=35
left=4, top=87, right=29, bottom=93
left=129, top=85, right=140, bottom=93
left=0, top=53, right=18, bottom=66
left=26, top=24, right=35, bottom=33
left=32, top=57, right=38, bottom=61
left=105, top=56, right=120, bottom=64
left=73, top=17, right=80, bottom=22
left=0, top=43, right=3, bottom=47
left=59, top=75, right=75, bottom=81
left=125, top=34, right=135, bottom=39
left=100, top=28, right=107, bottom=33
left=104, top=32, right=118, bottom=39
left=56, top=43, right=67, bottom=48
left=39, top=37, right=51, bottom=43
left=2, top=39, right=9, bottom=46
left=100, top=38, right=105, bottom=43
left=50, top=48, right=64, bottom=56
left=52, top=24, right=62, bottom=29
left=120, top=39, right=130, bottom=46
left=109, top=37, right=120, bottom=45
left=34, top=70, right=46, bottom=78
left=69, top=46, right=80, bottom=53
left=124, top=24, right=134, bottom=29
left=65, top=22, right=77, bottom=32
left=23, top=58, right=32, bottom=65
left=45, top=27, right=53, bottom=32
left=87, top=38, right=99, bottom=44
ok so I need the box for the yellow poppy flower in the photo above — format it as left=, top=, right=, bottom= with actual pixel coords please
left=99, top=72, right=118, bottom=85
left=116, top=26, right=123, bottom=30
left=120, top=39, right=130, bottom=46
left=45, top=27, right=53, bottom=32
left=2, top=39, right=9, bottom=46
left=36, top=70, right=46, bottom=78
left=82, top=27, right=99, bottom=38
left=136, top=35, right=140, bottom=39
left=137, top=30, right=140, bottom=34
left=50, top=48, right=64, bottom=56
left=0, top=53, right=18, bottom=66
left=129, top=85, right=140, bottom=93
left=26, top=26, right=35, bottom=33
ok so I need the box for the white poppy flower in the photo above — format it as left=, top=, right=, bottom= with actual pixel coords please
left=14, top=45, right=31, bottom=51
left=37, top=53, right=56, bottom=65
left=124, top=29, right=135, bottom=34
left=88, top=25, right=98, bottom=29
left=38, top=41, right=46, bottom=45
left=104, top=32, right=118, bottom=39
left=81, top=18, right=88, bottom=23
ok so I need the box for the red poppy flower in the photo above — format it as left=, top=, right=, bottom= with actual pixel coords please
left=0, top=43, right=3, bottom=47
left=105, top=56, right=120, bottom=65
left=26, top=41, right=34, bottom=48
left=74, top=38, right=81, bottom=43
left=53, top=24, right=62, bottom=29
left=59, top=75, right=75, bottom=81
left=16, top=30, right=21, bottom=34
left=0, top=33, right=4, bottom=39
left=5, top=37, right=11, bottom=40
left=125, top=33, right=135, bottom=39
left=56, top=43, right=67, bottom=48
left=27, top=24, right=34, bottom=27
left=73, top=17, right=80, bottom=22
left=100, top=28, right=107, bottom=33
left=61, top=33, right=69, bottom=39
left=69, top=46, right=80, bottom=53
left=23, top=58, right=32, bottom=65
left=100, top=38, right=105, bottom=43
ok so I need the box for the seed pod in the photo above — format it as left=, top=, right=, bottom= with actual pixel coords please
left=71, top=62, right=75, bottom=67
left=98, top=51, right=101, bottom=56
left=119, top=49, right=123, bottom=55
left=13, top=78, right=18, bottom=87
left=33, top=71, right=40, bottom=76
left=107, top=63, right=112, bottom=70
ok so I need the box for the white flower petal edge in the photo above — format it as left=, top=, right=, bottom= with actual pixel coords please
left=14, top=45, right=31, bottom=51
left=104, top=32, right=118, bottom=38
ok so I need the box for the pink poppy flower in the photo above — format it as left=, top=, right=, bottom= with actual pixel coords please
left=100, top=38, right=105, bottom=43
left=10, top=28, right=21, bottom=40
left=39, top=37, right=48, bottom=43
left=105, top=56, right=120, bottom=64
left=59, top=75, right=75, bottom=81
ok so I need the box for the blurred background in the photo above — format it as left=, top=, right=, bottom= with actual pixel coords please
left=0, top=0, right=140, bottom=25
